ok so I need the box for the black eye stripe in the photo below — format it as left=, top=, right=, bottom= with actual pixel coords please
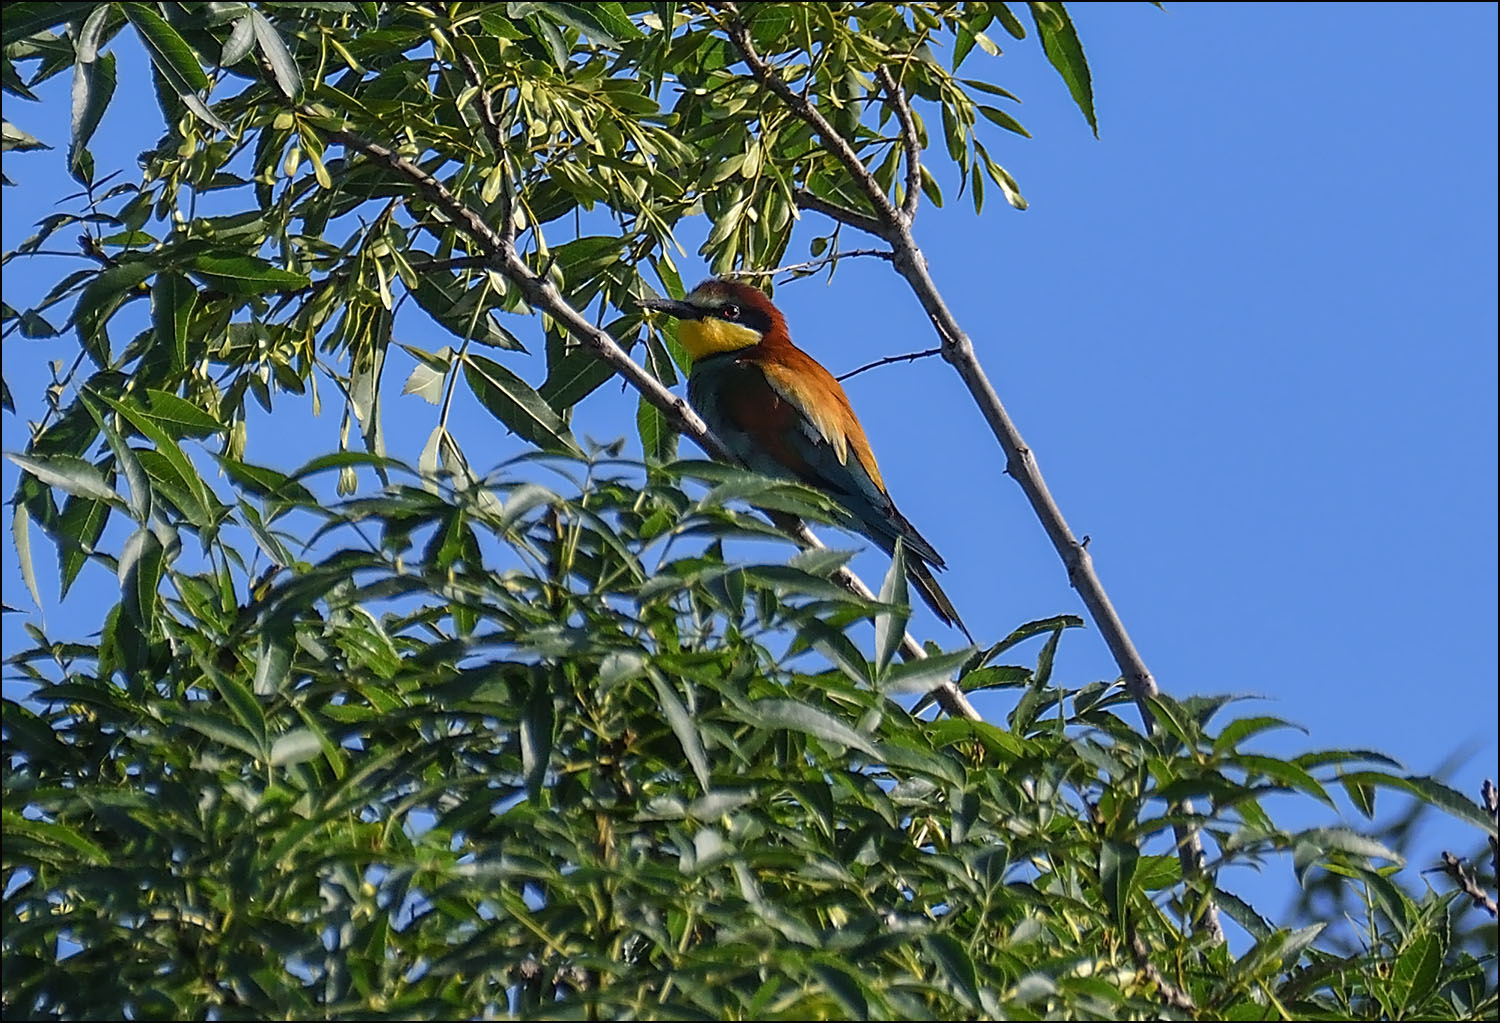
left=718, top=305, right=770, bottom=333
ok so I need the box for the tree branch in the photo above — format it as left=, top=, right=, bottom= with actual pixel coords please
left=455, top=52, right=516, bottom=246
left=1436, top=851, right=1498, bottom=918
left=876, top=65, right=922, bottom=226
left=715, top=5, right=903, bottom=232
left=837, top=347, right=942, bottom=382
left=316, top=121, right=978, bottom=720
left=793, top=189, right=888, bottom=239
left=721, top=247, right=892, bottom=282
left=719, top=9, right=1224, bottom=944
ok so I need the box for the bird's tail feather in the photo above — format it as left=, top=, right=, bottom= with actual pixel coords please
left=905, top=556, right=973, bottom=642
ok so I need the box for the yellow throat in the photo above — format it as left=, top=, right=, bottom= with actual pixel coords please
left=677, top=316, right=763, bottom=359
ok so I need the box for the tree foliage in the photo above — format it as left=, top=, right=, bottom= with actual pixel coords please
left=2, top=2, right=1495, bottom=1019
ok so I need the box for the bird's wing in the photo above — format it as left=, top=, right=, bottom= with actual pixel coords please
left=716, top=349, right=947, bottom=570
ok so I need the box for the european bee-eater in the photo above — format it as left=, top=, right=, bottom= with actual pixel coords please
left=640, top=279, right=970, bottom=638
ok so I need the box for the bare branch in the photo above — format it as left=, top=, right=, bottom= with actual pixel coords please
left=721, top=248, right=893, bottom=283
left=720, top=11, right=1226, bottom=944
left=876, top=65, right=922, bottom=226
left=1436, top=851, right=1498, bottom=918
left=837, top=347, right=942, bottom=382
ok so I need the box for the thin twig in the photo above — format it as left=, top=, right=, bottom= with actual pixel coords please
left=718, top=5, right=1225, bottom=944
left=1436, top=851, right=1498, bottom=918
left=315, top=119, right=976, bottom=718
left=720, top=248, right=893, bottom=282
left=876, top=65, right=922, bottom=226
left=455, top=52, right=516, bottom=246
left=792, top=189, right=888, bottom=239
left=837, top=347, right=942, bottom=382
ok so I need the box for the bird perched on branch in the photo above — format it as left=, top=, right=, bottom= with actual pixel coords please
left=639, top=278, right=970, bottom=639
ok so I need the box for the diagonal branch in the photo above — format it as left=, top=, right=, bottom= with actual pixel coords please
left=314, top=120, right=979, bottom=721
left=876, top=64, right=922, bottom=226
left=792, top=190, right=888, bottom=239
left=718, top=9, right=1225, bottom=944
left=716, top=6, right=901, bottom=236
left=455, top=52, right=516, bottom=247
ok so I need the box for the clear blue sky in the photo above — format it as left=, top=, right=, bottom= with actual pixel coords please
left=4, top=2, right=1496, bottom=927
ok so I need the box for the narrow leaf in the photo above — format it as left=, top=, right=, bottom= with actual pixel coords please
left=651, top=673, right=711, bottom=791
left=463, top=352, right=580, bottom=454
left=1027, top=2, right=1097, bottom=136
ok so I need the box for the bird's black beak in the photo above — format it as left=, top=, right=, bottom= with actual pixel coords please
left=637, top=296, right=703, bottom=320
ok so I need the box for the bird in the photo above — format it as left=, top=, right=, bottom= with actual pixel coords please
left=639, top=278, right=970, bottom=639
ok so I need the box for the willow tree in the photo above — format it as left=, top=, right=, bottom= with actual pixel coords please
left=3, top=3, right=1495, bottom=1019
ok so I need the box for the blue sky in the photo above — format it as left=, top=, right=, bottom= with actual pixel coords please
left=3, top=2, right=1496, bottom=931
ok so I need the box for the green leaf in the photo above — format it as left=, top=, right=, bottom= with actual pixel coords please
left=1026, top=2, right=1096, bottom=136
left=2, top=3, right=99, bottom=46
left=977, top=104, right=1030, bottom=137
left=1336, top=772, right=1498, bottom=836
left=409, top=274, right=526, bottom=350
left=741, top=699, right=880, bottom=760
left=3, top=811, right=108, bottom=865
left=993, top=2, right=1028, bottom=39
left=5, top=452, right=120, bottom=505
left=920, top=932, right=981, bottom=1010
left=880, top=649, right=972, bottom=697
left=539, top=345, right=616, bottom=413
left=122, top=2, right=227, bottom=131
left=117, top=525, right=164, bottom=627
left=150, top=273, right=196, bottom=371
left=401, top=360, right=445, bottom=405
left=651, top=673, right=711, bottom=791
left=12, top=500, right=42, bottom=610
left=73, top=259, right=153, bottom=365
left=221, top=14, right=256, bottom=65
left=874, top=538, right=909, bottom=678
left=92, top=390, right=217, bottom=528
left=68, top=6, right=115, bottom=184
left=248, top=10, right=302, bottom=100
left=808, top=960, right=868, bottom=1020
left=1099, top=839, right=1138, bottom=932
left=1232, top=753, right=1335, bottom=808
left=635, top=394, right=677, bottom=463
left=253, top=625, right=293, bottom=696
left=1387, top=932, right=1442, bottom=1012
left=142, top=390, right=223, bottom=438
left=463, top=353, right=580, bottom=454
left=87, top=394, right=151, bottom=521
left=521, top=673, right=554, bottom=803
left=1292, top=828, right=1403, bottom=883
left=269, top=728, right=322, bottom=768
left=1, top=120, right=50, bottom=152
left=187, top=253, right=310, bottom=294
left=530, top=1, right=641, bottom=47
left=1212, top=715, right=1306, bottom=754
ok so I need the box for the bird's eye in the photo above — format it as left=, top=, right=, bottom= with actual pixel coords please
left=721, top=304, right=741, bottom=321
